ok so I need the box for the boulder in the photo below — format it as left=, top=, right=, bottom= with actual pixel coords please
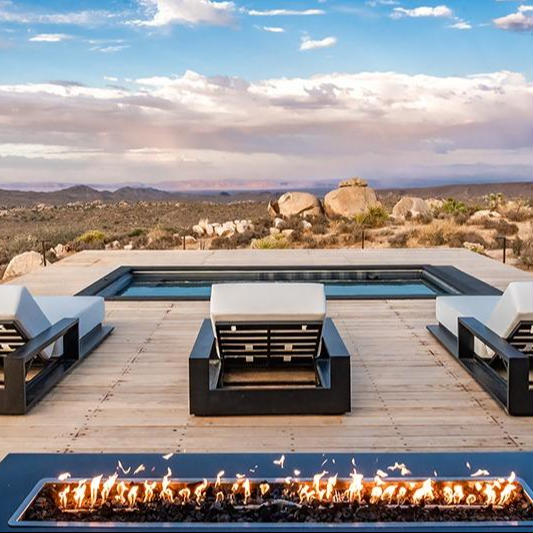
left=268, top=192, right=322, bottom=218
left=392, top=197, right=431, bottom=220
left=469, top=210, right=502, bottom=224
left=53, top=243, right=69, bottom=258
left=281, top=229, right=295, bottom=237
left=192, top=224, right=204, bottom=236
left=339, top=177, right=367, bottom=188
left=269, top=227, right=281, bottom=235
left=426, top=198, right=443, bottom=210
left=235, top=221, right=249, bottom=234
left=198, top=218, right=210, bottom=231
left=302, top=220, right=313, bottom=231
left=123, top=242, right=134, bottom=250
left=184, top=235, right=197, bottom=245
left=324, top=180, right=380, bottom=219
left=273, top=217, right=285, bottom=229
left=3, top=251, right=43, bottom=280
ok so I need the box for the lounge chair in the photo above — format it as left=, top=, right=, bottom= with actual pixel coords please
left=189, top=283, right=350, bottom=415
left=427, top=281, right=533, bottom=416
left=0, top=286, right=113, bottom=414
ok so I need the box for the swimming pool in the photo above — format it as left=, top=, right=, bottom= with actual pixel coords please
left=78, top=265, right=501, bottom=301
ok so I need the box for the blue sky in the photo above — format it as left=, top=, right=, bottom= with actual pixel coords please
left=0, top=0, right=531, bottom=188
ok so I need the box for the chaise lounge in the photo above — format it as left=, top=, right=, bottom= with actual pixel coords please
left=427, top=281, right=533, bottom=416
left=189, top=282, right=351, bottom=415
left=0, top=286, right=113, bottom=414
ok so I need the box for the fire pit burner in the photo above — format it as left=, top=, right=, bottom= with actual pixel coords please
left=11, top=473, right=533, bottom=527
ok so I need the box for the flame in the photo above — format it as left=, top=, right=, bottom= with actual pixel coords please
left=143, top=481, right=157, bottom=503
left=73, top=480, right=87, bottom=508
left=471, top=469, right=490, bottom=477
left=194, top=479, right=208, bottom=502
left=115, top=482, right=128, bottom=505
left=58, top=485, right=70, bottom=508
left=127, top=486, right=139, bottom=507
left=387, top=462, right=411, bottom=476
left=89, top=475, right=102, bottom=507
left=50, top=465, right=522, bottom=512
left=101, top=473, right=118, bottom=501
left=273, top=455, right=285, bottom=469
left=133, top=465, right=145, bottom=475
left=58, top=472, right=71, bottom=481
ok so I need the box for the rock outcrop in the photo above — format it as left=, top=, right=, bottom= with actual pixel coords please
left=3, top=251, right=43, bottom=280
left=268, top=192, right=322, bottom=218
left=469, top=210, right=502, bottom=224
left=392, top=197, right=431, bottom=220
left=324, top=178, right=380, bottom=218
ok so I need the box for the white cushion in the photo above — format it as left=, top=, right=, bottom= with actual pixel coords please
left=436, top=296, right=499, bottom=338
left=210, top=283, right=326, bottom=323
left=436, top=281, right=533, bottom=356
left=35, top=296, right=105, bottom=357
left=0, top=285, right=54, bottom=358
left=486, top=282, right=533, bottom=339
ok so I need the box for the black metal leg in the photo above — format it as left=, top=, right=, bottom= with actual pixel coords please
left=2, top=356, right=26, bottom=415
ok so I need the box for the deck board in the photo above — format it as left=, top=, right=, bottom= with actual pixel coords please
left=1, top=248, right=531, bottom=458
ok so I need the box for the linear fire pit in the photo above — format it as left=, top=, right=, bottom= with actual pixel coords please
left=1, top=453, right=532, bottom=531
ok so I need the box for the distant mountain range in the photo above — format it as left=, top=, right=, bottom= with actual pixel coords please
left=0, top=181, right=531, bottom=208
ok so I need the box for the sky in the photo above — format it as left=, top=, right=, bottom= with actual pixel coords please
left=0, top=0, right=532, bottom=189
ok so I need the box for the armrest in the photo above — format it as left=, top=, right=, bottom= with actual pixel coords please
left=458, top=317, right=528, bottom=362
left=8, top=318, right=79, bottom=363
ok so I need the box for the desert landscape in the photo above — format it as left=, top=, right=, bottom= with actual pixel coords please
left=2, top=178, right=532, bottom=280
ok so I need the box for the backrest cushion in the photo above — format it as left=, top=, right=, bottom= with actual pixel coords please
left=0, top=285, right=53, bottom=358
left=486, top=281, right=533, bottom=339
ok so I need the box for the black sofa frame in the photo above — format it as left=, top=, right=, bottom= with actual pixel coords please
left=0, top=319, right=113, bottom=415
left=428, top=317, right=532, bottom=416
left=189, top=318, right=351, bottom=415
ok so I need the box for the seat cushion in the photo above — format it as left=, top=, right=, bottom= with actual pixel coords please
left=35, top=296, right=105, bottom=356
left=210, top=283, right=326, bottom=323
left=436, top=295, right=500, bottom=337
left=486, top=282, right=533, bottom=339
left=0, top=285, right=53, bottom=358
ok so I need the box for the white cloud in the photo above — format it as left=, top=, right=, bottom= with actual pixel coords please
left=366, top=0, right=399, bottom=6
left=29, top=33, right=72, bottom=42
left=494, top=4, right=533, bottom=31
left=449, top=21, right=471, bottom=30
left=392, top=5, right=453, bottom=19
left=0, top=70, right=531, bottom=184
left=247, top=9, right=325, bottom=16
left=300, top=36, right=337, bottom=51
left=132, top=0, right=235, bottom=26
left=104, top=76, right=119, bottom=82
left=0, top=3, right=112, bottom=25
left=261, top=26, right=285, bottom=32
left=90, top=45, right=129, bottom=53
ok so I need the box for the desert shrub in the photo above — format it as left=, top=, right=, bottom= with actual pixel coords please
left=321, top=235, right=338, bottom=247
left=447, top=230, right=487, bottom=249
left=128, top=228, right=145, bottom=238
left=453, top=212, right=469, bottom=225
left=250, top=234, right=289, bottom=249
left=76, top=229, right=106, bottom=244
left=520, top=237, right=533, bottom=267
left=512, top=237, right=523, bottom=256
left=414, top=212, right=434, bottom=224
left=336, top=220, right=356, bottom=234
left=210, top=236, right=234, bottom=249
left=301, top=235, right=319, bottom=249
left=288, top=229, right=303, bottom=243
left=417, top=224, right=447, bottom=246
left=388, top=231, right=411, bottom=248
left=354, top=206, right=389, bottom=228
left=441, top=198, right=467, bottom=216
left=505, top=204, right=532, bottom=222
left=145, top=228, right=175, bottom=249
left=483, top=192, right=505, bottom=210
left=481, top=218, right=519, bottom=236
left=312, top=221, right=329, bottom=235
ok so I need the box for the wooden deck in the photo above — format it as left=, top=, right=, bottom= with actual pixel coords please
left=1, top=248, right=532, bottom=459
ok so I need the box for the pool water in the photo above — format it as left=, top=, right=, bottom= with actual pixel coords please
left=118, top=280, right=438, bottom=299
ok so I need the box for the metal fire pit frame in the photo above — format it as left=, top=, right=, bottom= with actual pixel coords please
left=1, top=452, right=532, bottom=532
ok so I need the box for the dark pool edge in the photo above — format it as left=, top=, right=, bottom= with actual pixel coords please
left=75, top=264, right=502, bottom=301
